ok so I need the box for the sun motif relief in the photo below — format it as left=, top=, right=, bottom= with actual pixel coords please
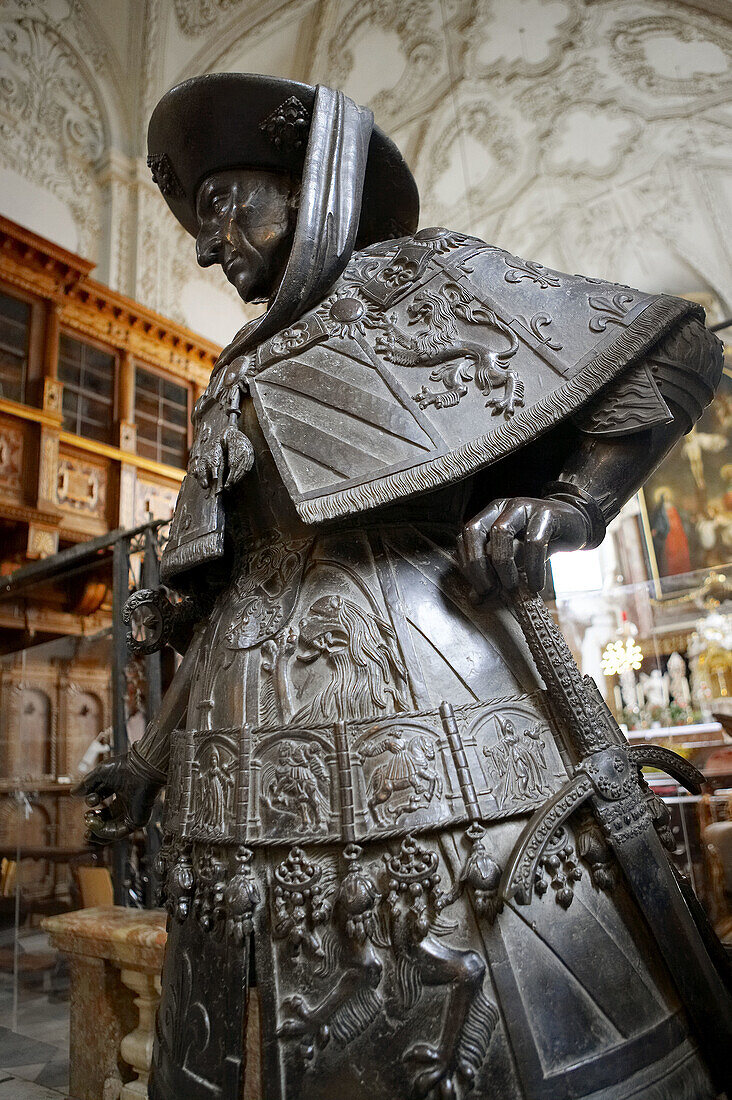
left=315, top=288, right=386, bottom=339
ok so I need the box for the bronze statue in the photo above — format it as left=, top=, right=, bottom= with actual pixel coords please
left=78, top=74, right=732, bottom=1100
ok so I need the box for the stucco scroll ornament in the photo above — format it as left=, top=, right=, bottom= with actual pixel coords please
left=0, top=17, right=105, bottom=253
left=173, top=0, right=246, bottom=36
left=325, top=0, right=442, bottom=127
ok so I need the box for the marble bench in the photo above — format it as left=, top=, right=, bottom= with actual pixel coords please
left=42, top=906, right=262, bottom=1100
left=43, top=907, right=166, bottom=1100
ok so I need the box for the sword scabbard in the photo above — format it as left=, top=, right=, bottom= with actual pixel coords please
left=502, top=578, right=732, bottom=1092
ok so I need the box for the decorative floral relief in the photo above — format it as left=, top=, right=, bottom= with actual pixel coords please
left=612, top=16, right=732, bottom=96
left=503, top=255, right=561, bottom=289
left=2, top=0, right=730, bottom=344
left=314, top=289, right=385, bottom=339
left=516, top=311, right=563, bottom=350
left=173, top=0, right=246, bottom=36
left=0, top=16, right=104, bottom=253
left=588, top=292, right=634, bottom=332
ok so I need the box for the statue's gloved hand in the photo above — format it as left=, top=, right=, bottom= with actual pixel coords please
left=458, top=496, right=591, bottom=594
left=74, top=748, right=164, bottom=843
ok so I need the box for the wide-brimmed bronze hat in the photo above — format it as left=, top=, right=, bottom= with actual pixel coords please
left=147, top=72, right=419, bottom=247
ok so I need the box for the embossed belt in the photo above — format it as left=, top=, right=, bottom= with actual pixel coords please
left=164, top=692, right=567, bottom=847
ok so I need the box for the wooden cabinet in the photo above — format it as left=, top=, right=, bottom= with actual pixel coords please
left=0, top=214, right=220, bottom=644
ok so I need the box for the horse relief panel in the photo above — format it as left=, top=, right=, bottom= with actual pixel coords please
left=354, top=719, right=449, bottom=831
left=246, top=694, right=567, bottom=846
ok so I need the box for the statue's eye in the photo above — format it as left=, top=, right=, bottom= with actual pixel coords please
left=210, top=193, right=227, bottom=216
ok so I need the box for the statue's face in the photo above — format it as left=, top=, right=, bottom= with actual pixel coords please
left=195, top=169, right=296, bottom=303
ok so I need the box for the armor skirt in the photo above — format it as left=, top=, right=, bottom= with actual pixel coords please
left=150, top=521, right=715, bottom=1100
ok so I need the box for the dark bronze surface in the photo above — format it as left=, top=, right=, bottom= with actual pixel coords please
left=78, top=74, right=730, bottom=1100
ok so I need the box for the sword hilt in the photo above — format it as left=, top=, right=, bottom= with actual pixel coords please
left=505, top=580, right=621, bottom=759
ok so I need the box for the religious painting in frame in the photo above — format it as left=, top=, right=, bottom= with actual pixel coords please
left=639, top=362, right=732, bottom=597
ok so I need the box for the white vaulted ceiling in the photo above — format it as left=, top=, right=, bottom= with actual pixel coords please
left=0, top=0, right=730, bottom=344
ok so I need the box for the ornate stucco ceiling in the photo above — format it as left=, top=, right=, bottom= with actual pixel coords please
left=0, top=0, right=730, bottom=344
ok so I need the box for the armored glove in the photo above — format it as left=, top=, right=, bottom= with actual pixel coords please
left=458, top=488, right=603, bottom=594
left=74, top=746, right=165, bottom=842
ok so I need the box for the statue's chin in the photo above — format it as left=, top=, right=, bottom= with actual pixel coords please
left=227, top=266, right=274, bottom=305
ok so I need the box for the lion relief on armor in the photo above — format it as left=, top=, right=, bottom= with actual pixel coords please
left=274, top=836, right=500, bottom=1099
left=374, top=280, right=523, bottom=416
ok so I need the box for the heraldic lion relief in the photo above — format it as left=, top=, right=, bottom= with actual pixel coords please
left=77, top=73, right=732, bottom=1100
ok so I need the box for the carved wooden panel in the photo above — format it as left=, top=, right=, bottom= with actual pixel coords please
left=56, top=454, right=107, bottom=518
left=0, top=417, right=23, bottom=497
left=63, top=686, right=104, bottom=776
left=134, top=475, right=179, bottom=525
left=0, top=684, right=52, bottom=780
left=0, top=798, right=52, bottom=895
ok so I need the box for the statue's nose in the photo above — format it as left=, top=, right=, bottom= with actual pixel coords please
left=196, top=225, right=226, bottom=268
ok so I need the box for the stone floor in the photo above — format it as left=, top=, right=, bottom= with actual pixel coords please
left=0, top=927, right=70, bottom=1099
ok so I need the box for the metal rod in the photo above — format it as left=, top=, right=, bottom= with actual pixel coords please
left=142, top=524, right=162, bottom=908
left=0, top=519, right=167, bottom=600
left=111, top=534, right=131, bottom=905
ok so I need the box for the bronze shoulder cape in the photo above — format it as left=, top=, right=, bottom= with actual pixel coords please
left=161, top=229, right=700, bottom=582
